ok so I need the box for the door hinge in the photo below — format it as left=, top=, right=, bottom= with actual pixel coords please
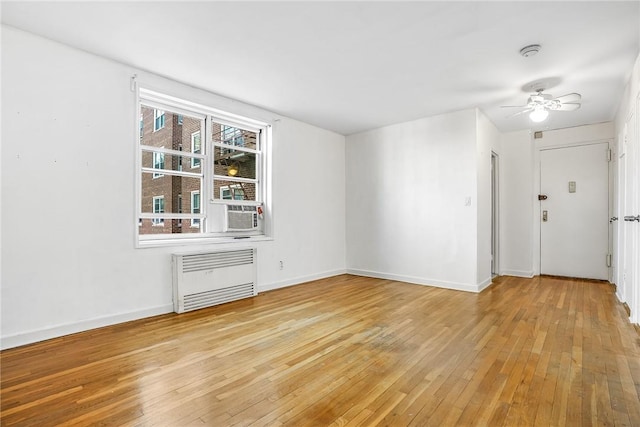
left=607, top=149, right=612, bottom=162
left=606, top=254, right=612, bottom=267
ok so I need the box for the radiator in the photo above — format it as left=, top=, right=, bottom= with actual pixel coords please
left=172, top=247, right=257, bottom=313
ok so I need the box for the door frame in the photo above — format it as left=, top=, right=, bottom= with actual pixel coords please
left=491, top=151, right=500, bottom=277
left=532, top=138, right=613, bottom=277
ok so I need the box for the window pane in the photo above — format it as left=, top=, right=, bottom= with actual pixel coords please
left=214, top=181, right=256, bottom=201
left=140, top=176, right=202, bottom=235
left=214, top=148, right=256, bottom=179
left=140, top=106, right=203, bottom=158
left=212, top=122, right=258, bottom=150
left=141, top=176, right=201, bottom=213
left=139, top=218, right=201, bottom=234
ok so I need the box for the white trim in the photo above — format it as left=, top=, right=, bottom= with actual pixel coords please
left=142, top=167, right=201, bottom=179
left=139, top=213, right=204, bottom=220
left=477, top=276, right=493, bottom=292
left=138, top=235, right=273, bottom=248
left=213, top=175, right=258, bottom=185
left=346, top=269, right=484, bottom=293
left=501, top=269, right=535, bottom=278
left=0, top=304, right=174, bottom=350
left=141, top=145, right=205, bottom=160
left=257, top=269, right=347, bottom=293
left=140, top=88, right=269, bottom=132
left=538, top=138, right=613, bottom=152
left=213, top=142, right=259, bottom=155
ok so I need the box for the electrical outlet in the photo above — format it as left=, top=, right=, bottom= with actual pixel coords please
left=279, top=260, right=284, bottom=270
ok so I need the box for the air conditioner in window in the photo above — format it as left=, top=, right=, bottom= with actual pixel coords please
left=225, top=205, right=259, bottom=231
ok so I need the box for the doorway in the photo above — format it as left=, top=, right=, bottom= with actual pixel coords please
left=539, top=142, right=610, bottom=280
left=491, top=152, right=499, bottom=277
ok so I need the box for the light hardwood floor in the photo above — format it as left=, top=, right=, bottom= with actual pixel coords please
left=2, top=275, right=639, bottom=426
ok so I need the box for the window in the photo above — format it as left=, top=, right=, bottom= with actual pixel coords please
left=191, top=191, right=201, bottom=227
left=220, top=184, right=245, bottom=200
left=152, top=196, right=165, bottom=226
left=152, top=150, right=165, bottom=178
left=191, top=131, right=201, bottom=168
left=154, top=109, right=165, bottom=131
left=137, top=88, right=269, bottom=245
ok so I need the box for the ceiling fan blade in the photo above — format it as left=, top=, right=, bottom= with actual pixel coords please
left=500, top=105, right=530, bottom=108
left=554, top=93, right=581, bottom=103
left=506, top=108, right=533, bottom=118
left=555, top=102, right=581, bottom=111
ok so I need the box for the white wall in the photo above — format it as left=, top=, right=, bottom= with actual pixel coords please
left=0, top=26, right=346, bottom=349
left=345, top=109, right=487, bottom=292
left=499, top=130, right=535, bottom=277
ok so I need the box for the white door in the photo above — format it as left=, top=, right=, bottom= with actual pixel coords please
left=540, top=142, right=610, bottom=280
left=620, top=102, right=639, bottom=323
left=618, top=147, right=628, bottom=301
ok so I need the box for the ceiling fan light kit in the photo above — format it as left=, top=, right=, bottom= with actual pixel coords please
left=529, top=106, right=549, bottom=122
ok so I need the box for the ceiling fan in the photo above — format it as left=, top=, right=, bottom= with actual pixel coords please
left=502, top=91, right=582, bottom=122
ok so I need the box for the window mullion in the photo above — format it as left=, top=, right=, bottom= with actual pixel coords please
left=141, top=144, right=205, bottom=159
left=142, top=168, right=202, bottom=179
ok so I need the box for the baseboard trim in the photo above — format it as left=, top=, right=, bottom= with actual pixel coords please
left=501, top=270, right=535, bottom=278
left=1, top=304, right=174, bottom=350
left=346, top=269, right=483, bottom=293
left=477, top=276, right=493, bottom=292
left=258, top=269, right=347, bottom=293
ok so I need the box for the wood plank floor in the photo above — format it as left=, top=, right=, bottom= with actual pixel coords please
left=2, top=274, right=639, bottom=426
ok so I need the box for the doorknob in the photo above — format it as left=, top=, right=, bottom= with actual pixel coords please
left=610, top=217, right=618, bottom=223
left=624, top=215, right=640, bottom=222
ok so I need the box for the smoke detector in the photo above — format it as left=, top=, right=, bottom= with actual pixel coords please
left=519, top=44, right=541, bottom=57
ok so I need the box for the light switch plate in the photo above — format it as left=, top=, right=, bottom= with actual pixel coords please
left=569, top=181, right=576, bottom=193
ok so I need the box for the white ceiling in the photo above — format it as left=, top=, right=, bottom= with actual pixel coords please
left=2, top=1, right=639, bottom=135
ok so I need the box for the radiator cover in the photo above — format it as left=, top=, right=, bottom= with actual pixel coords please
left=172, top=248, right=257, bottom=313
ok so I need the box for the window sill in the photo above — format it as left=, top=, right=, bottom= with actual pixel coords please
left=137, top=235, right=273, bottom=249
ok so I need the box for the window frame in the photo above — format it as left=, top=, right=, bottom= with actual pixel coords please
left=136, top=87, right=271, bottom=247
